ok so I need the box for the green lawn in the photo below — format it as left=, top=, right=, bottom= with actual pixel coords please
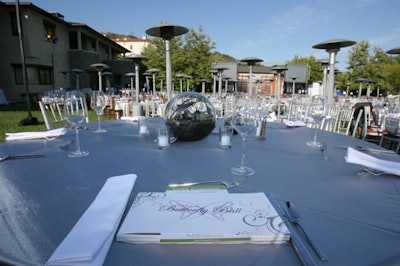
left=0, top=101, right=107, bottom=142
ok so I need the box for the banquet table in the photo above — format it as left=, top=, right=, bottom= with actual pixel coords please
left=1, top=118, right=400, bottom=266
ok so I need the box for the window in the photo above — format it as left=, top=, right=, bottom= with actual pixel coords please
left=13, top=64, right=52, bottom=85
left=9, top=12, right=18, bottom=36
left=81, top=34, right=97, bottom=52
left=69, top=31, right=78, bottom=49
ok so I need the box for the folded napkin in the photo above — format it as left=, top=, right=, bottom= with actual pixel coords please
left=6, top=127, right=67, bottom=141
left=120, top=116, right=139, bottom=122
left=283, top=120, right=306, bottom=127
left=46, top=174, right=137, bottom=266
left=345, top=147, right=400, bottom=176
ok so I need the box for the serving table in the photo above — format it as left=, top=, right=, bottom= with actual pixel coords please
left=0, top=118, right=399, bottom=265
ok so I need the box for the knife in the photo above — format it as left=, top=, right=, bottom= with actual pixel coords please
left=336, top=145, right=396, bottom=154
left=284, top=202, right=328, bottom=261
left=266, top=193, right=317, bottom=266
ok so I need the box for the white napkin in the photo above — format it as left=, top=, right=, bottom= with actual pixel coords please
left=6, top=127, right=67, bottom=141
left=345, top=147, right=400, bottom=176
left=120, top=116, right=139, bottom=122
left=283, top=120, right=306, bottom=127
left=46, top=174, right=137, bottom=266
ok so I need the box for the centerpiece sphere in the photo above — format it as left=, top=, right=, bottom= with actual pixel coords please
left=165, top=92, right=216, bottom=141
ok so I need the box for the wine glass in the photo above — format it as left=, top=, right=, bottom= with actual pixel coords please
left=63, top=91, right=89, bottom=157
left=230, top=93, right=258, bottom=176
left=90, top=91, right=108, bottom=133
left=306, top=99, right=326, bottom=147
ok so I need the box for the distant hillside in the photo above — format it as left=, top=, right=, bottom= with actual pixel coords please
left=103, top=32, right=138, bottom=40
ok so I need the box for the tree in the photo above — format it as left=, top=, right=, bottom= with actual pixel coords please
left=142, top=26, right=217, bottom=91
left=346, top=40, right=400, bottom=96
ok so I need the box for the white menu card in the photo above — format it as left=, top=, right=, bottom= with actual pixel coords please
left=117, top=189, right=290, bottom=244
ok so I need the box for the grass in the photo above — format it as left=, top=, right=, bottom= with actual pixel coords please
left=0, top=101, right=109, bottom=142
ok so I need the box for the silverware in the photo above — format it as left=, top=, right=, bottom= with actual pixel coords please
left=266, top=193, right=317, bottom=266
left=336, top=145, right=396, bottom=154
left=0, top=154, right=44, bottom=162
left=355, top=145, right=396, bottom=154
left=168, top=180, right=229, bottom=188
left=283, top=202, right=328, bottom=261
left=320, top=143, right=329, bottom=161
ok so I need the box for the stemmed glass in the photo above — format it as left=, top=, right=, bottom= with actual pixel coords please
left=230, top=93, right=258, bottom=176
left=306, top=99, right=326, bottom=147
left=90, top=91, right=108, bottom=133
left=63, top=91, right=89, bottom=157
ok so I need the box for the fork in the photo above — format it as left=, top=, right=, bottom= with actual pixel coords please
left=358, top=165, right=387, bottom=176
left=0, top=154, right=44, bottom=162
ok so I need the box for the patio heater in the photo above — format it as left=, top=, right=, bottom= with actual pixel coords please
left=147, top=68, right=160, bottom=96
left=271, top=65, right=288, bottom=101
left=176, top=73, right=185, bottom=93
left=312, top=39, right=356, bottom=106
left=124, top=54, right=148, bottom=103
left=241, top=57, right=263, bottom=95
left=146, top=23, right=188, bottom=101
left=72, top=68, right=84, bottom=90
left=213, top=66, right=228, bottom=97
left=90, top=63, right=109, bottom=92
left=356, top=78, right=368, bottom=100
left=386, top=46, right=400, bottom=103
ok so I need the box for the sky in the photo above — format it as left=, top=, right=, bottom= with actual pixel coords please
left=28, top=0, right=400, bottom=71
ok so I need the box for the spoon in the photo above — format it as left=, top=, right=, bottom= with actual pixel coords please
left=0, top=154, right=44, bottom=162
left=283, top=202, right=328, bottom=261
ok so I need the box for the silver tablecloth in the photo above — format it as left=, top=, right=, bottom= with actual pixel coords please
left=1, top=118, right=399, bottom=265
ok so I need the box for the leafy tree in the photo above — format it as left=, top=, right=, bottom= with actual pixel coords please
left=345, top=40, right=400, bottom=95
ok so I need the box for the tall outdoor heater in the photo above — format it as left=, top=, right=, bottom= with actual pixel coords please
left=90, top=63, right=109, bottom=92
left=200, top=79, right=207, bottom=94
left=102, top=71, right=113, bottom=92
left=213, top=66, right=228, bottom=97
left=146, top=23, right=188, bottom=101
left=176, top=73, right=185, bottom=93
left=147, top=68, right=160, bottom=96
left=125, top=72, right=135, bottom=96
left=271, top=65, right=288, bottom=100
left=158, top=75, right=164, bottom=95
left=386, top=46, right=400, bottom=103
left=291, top=77, right=297, bottom=95
left=316, top=58, right=329, bottom=102
left=241, top=57, right=263, bottom=95
left=59, top=71, right=68, bottom=89
left=356, top=78, right=368, bottom=100
left=312, top=39, right=356, bottom=106
left=125, top=54, right=148, bottom=103
left=72, top=68, right=84, bottom=90
left=210, top=69, right=218, bottom=96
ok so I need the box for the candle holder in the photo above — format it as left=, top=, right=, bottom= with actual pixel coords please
left=157, top=127, right=170, bottom=149
left=219, top=125, right=233, bottom=149
left=138, top=116, right=149, bottom=136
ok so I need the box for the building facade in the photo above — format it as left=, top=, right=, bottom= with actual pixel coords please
left=0, top=1, right=130, bottom=101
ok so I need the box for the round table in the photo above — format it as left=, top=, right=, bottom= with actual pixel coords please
left=1, top=118, right=399, bottom=265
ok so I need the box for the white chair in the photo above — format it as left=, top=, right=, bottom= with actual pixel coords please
left=39, top=100, right=64, bottom=130
left=334, top=108, right=355, bottom=135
